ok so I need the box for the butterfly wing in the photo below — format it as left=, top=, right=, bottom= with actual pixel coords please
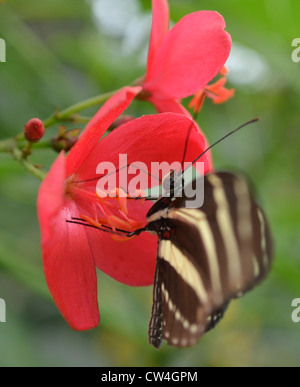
left=148, top=172, right=273, bottom=348
left=149, top=244, right=211, bottom=348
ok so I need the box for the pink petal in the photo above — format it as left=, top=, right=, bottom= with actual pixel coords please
left=66, top=86, right=141, bottom=177
left=37, top=152, right=65, bottom=244
left=41, top=201, right=100, bottom=330
left=79, top=198, right=157, bottom=286
left=144, top=11, right=231, bottom=99
left=76, top=112, right=213, bottom=184
left=147, top=0, right=170, bottom=70
left=148, top=96, right=192, bottom=116
left=37, top=154, right=99, bottom=330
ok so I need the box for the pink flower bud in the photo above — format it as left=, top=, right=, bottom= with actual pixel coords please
left=24, top=118, right=45, bottom=143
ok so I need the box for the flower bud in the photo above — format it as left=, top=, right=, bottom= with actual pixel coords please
left=51, top=127, right=80, bottom=153
left=24, top=118, right=45, bottom=143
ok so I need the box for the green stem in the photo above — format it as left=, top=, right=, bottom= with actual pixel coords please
left=22, top=141, right=33, bottom=158
left=14, top=132, right=25, bottom=142
left=43, top=89, right=119, bottom=128
left=12, top=147, right=46, bottom=180
left=0, top=138, right=15, bottom=153
left=68, top=114, right=92, bottom=124
left=32, top=139, right=52, bottom=149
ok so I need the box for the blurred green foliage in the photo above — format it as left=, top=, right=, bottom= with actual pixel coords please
left=0, top=0, right=299, bottom=367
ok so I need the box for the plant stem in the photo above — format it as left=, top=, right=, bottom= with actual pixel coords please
left=68, top=114, right=92, bottom=124
left=32, top=139, right=52, bottom=149
left=22, top=141, right=33, bottom=158
left=12, top=147, right=46, bottom=180
left=43, top=89, right=118, bottom=128
left=14, top=132, right=25, bottom=142
left=0, top=138, right=15, bottom=153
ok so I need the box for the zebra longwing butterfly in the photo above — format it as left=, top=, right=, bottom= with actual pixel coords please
left=144, top=171, right=273, bottom=348
left=117, top=118, right=273, bottom=348
left=68, top=119, right=273, bottom=349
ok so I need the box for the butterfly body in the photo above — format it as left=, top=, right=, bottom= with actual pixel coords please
left=145, top=171, right=273, bottom=348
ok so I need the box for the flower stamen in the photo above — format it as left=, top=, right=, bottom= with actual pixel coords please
left=189, top=68, right=235, bottom=113
left=69, top=183, right=145, bottom=241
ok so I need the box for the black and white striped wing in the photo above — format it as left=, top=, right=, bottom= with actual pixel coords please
left=148, top=172, right=273, bottom=348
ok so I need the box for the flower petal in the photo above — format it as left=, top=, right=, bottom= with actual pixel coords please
left=144, top=11, right=231, bottom=99
left=40, top=200, right=100, bottom=330
left=147, top=0, right=169, bottom=70
left=66, top=86, right=141, bottom=177
left=38, top=155, right=99, bottom=330
left=64, top=113, right=213, bottom=287
left=80, top=198, right=157, bottom=286
left=37, top=151, right=65, bottom=244
left=148, top=96, right=192, bottom=116
left=76, top=112, right=213, bottom=184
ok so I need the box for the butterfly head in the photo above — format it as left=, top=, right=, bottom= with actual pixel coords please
left=162, top=169, right=184, bottom=198
left=146, top=170, right=184, bottom=222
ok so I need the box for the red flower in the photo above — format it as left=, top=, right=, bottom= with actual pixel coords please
left=37, top=87, right=213, bottom=330
left=135, top=0, right=232, bottom=114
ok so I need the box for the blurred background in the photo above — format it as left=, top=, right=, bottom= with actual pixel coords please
left=0, top=0, right=299, bottom=367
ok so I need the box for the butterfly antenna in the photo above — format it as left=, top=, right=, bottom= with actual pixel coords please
left=180, top=94, right=206, bottom=168
left=183, top=118, right=259, bottom=172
